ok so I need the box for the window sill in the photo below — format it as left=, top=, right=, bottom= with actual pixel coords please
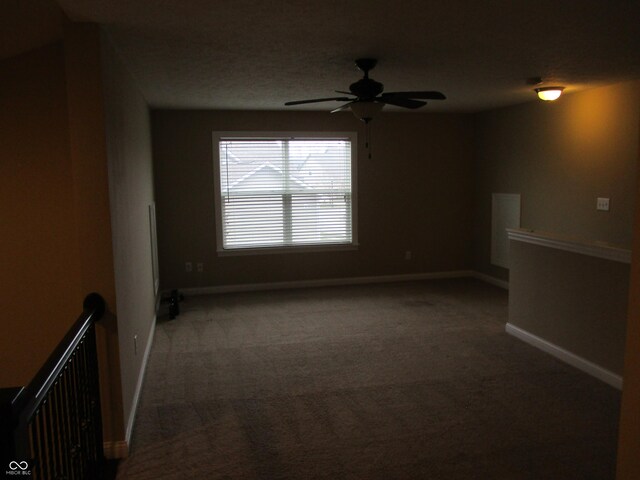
left=216, top=243, right=359, bottom=257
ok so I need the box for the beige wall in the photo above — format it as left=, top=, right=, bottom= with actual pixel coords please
left=0, top=23, right=126, bottom=448
left=151, top=110, right=475, bottom=289
left=617, top=107, right=640, bottom=479
left=473, top=81, right=640, bottom=476
left=474, top=81, right=640, bottom=280
left=508, top=240, right=629, bottom=374
left=63, top=22, right=125, bottom=447
left=101, top=30, right=156, bottom=442
left=0, top=42, right=83, bottom=387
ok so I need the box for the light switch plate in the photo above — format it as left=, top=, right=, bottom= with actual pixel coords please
left=597, top=197, right=610, bottom=211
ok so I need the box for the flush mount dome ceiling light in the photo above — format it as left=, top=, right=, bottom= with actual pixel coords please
left=535, top=86, right=565, bottom=101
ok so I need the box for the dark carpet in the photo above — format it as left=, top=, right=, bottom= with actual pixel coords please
left=116, top=278, right=621, bottom=479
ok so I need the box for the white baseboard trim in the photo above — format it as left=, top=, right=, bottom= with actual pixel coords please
left=472, top=271, right=509, bottom=290
left=505, top=323, right=623, bottom=390
left=103, top=440, right=128, bottom=459
left=124, top=314, right=157, bottom=448
left=179, top=270, right=477, bottom=296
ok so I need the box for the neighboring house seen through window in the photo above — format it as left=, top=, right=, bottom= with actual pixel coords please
left=213, top=132, right=357, bottom=254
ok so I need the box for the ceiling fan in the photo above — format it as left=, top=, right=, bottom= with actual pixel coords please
left=284, top=58, right=446, bottom=122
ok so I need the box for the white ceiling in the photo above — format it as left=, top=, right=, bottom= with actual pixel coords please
left=41, top=1, right=640, bottom=111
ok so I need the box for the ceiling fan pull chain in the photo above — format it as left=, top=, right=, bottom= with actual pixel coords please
left=366, top=122, right=372, bottom=159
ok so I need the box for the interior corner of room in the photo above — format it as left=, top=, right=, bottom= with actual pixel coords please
left=2, top=0, right=640, bottom=477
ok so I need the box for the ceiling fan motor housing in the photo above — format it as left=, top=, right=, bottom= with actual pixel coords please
left=349, top=78, right=384, bottom=99
left=351, top=58, right=383, bottom=99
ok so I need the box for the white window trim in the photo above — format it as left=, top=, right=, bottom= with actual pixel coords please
left=212, top=131, right=359, bottom=256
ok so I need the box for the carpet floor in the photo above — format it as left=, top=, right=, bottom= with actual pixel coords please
left=116, top=278, right=621, bottom=479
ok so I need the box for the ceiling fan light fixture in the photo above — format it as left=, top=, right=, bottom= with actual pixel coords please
left=350, top=101, right=384, bottom=123
left=283, top=59, right=445, bottom=117
left=535, top=86, right=564, bottom=101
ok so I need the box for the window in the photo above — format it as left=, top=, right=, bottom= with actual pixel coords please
left=213, top=132, right=357, bottom=254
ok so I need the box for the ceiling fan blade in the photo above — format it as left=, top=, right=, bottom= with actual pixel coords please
left=284, top=96, right=353, bottom=106
left=330, top=102, right=354, bottom=113
left=382, top=91, right=446, bottom=100
left=335, top=90, right=352, bottom=95
left=377, top=96, right=427, bottom=109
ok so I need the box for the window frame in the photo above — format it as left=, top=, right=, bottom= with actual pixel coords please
left=212, top=131, right=359, bottom=256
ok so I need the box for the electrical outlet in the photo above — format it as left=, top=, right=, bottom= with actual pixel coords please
left=197, top=262, right=204, bottom=272
left=405, top=251, right=412, bottom=260
left=596, top=197, right=610, bottom=211
left=185, top=262, right=193, bottom=272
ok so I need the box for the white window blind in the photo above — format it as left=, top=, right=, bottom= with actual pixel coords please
left=216, top=136, right=355, bottom=251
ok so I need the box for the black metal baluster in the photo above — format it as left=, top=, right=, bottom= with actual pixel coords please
left=86, top=337, right=97, bottom=464
left=47, top=384, right=56, bottom=479
left=58, top=370, right=72, bottom=479
left=48, top=384, right=60, bottom=479
left=43, top=394, right=58, bottom=479
left=36, top=407, right=49, bottom=480
left=68, top=354, right=81, bottom=480
left=5, top=294, right=107, bottom=480
left=87, top=323, right=104, bottom=472
left=75, top=346, right=88, bottom=479
left=51, top=379, right=67, bottom=480
left=29, top=415, right=41, bottom=480
left=62, top=363, right=77, bottom=480
left=77, top=338, right=89, bottom=475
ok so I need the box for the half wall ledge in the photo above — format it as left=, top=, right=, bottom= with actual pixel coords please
left=506, top=228, right=630, bottom=387
left=506, top=228, right=631, bottom=264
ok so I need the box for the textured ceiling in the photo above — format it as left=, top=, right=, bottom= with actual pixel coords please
left=51, top=0, right=640, bottom=112
left=1, top=0, right=64, bottom=60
